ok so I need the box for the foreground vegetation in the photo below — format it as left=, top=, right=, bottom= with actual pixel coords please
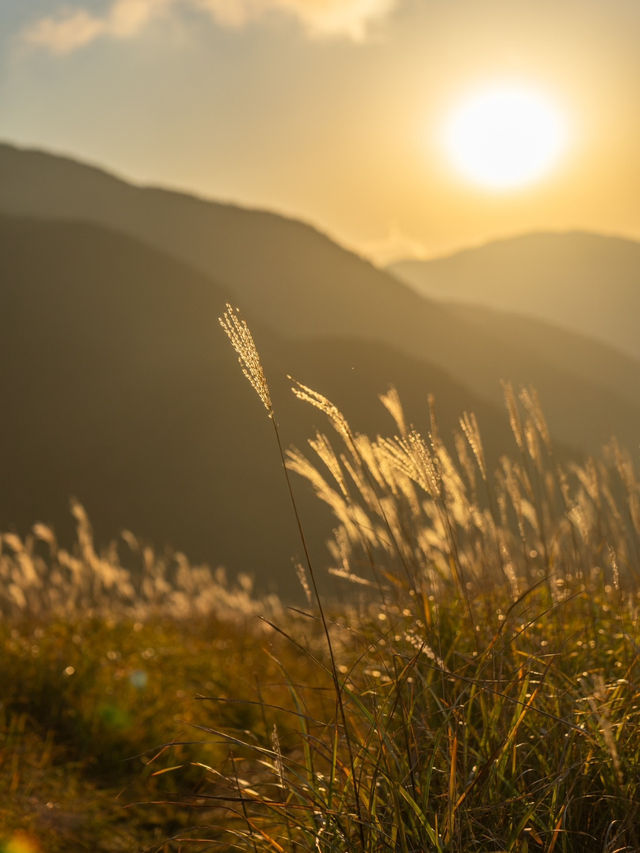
left=211, top=307, right=640, bottom=851
left=0, top=519, right=295, bottom=851
left=2, top=306, right=640, bottom=850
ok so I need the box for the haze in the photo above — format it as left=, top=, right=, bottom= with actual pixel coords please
left=2, top=0, right=639, bottom=261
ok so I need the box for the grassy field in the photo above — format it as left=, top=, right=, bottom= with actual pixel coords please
left=0, top=587, right=302, bottom=850
left=2, top=308, right=640, bottom=851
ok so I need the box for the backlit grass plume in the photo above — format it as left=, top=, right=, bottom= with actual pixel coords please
left=219, top=303, right=273, bottom=416
left=200, top=346, right=640, bottom=851
left=218, top=302, right=367, bottom=845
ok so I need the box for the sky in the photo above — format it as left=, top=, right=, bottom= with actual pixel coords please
left=1, top=0, right=639, bottom=262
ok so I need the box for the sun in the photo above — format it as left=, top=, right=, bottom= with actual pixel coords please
left=442, top=84, right=568, bottom=190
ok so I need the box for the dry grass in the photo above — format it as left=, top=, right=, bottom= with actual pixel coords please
left=2, top=308, right=640, bottom=851
left=201, top=308, right=640, bottom=852
left=0, top=498, right=282, bottom=624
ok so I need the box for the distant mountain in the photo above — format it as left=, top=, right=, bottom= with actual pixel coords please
left=388, top=232, right=640, bottom=361
left=1, top=142, right=639, bottom=458
left=0, top=214, right=517, bottom=596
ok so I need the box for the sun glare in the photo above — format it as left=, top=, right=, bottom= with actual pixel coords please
left=442, top=84, right=568, bottom=190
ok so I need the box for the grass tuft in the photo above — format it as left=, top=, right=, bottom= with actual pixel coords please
left=202, top=309, right=640, bottom=851
left=3, top=309, right=640, bottom=851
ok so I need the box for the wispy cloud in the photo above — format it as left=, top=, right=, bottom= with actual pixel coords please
left=358, top=223, right=428, bottom=266
left=22, top=9, right=107, bottom=54
left=198, top=0, right=396, bottom=40
left=21, top=1, right=170, bottom=54
left=21, top=0, right=396, bottom=54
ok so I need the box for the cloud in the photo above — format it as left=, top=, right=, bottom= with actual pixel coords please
left=357, top=223, right=428, bottom=266
left=21, top=0, right=396, bottom=54
left=21, top=0, right=172, bottom=54
left=22, top=9, right=108, bottom=54
left=197, top=0, right=396, bottom=40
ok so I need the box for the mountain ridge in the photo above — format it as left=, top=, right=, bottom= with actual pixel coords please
left=388, top=231, right=640, bottom=361
left=389, top=228, right=637, bottom=265
left=1, top=212, right=524, bottom=595
left=1, top=141, right=639, bottom=455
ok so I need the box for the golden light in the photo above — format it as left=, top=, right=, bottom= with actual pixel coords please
left=442, top=84, right=568, bottom=190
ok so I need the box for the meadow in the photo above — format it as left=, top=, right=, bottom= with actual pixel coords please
left=2, top=307, right=640, bottom=851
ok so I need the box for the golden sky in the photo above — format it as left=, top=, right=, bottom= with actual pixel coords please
left=1, top=0, right=639, bottom=261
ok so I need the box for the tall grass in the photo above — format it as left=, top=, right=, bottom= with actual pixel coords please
left=0, top=498, right=282, bottom=623
left=208, top=306, right=640, bottom=852
left=0, top=505, right=289, bottom=851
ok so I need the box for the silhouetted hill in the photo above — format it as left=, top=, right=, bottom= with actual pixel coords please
left=388, top=231, right=640, bottom=360
left=1, top=142, right=639, bottom=456
left=0, top=214, right=519, bottom=596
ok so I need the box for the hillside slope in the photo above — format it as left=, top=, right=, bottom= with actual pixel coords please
left=1, top=142, right=639, bottom=455
left=388, top=231, right=640, bottom=360
left=1, top=214, right=519, bottom=595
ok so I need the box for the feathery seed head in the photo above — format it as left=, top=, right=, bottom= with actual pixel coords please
left=308, top=432, right=348, bottom=497
left=219, top=304, right=273, bottom=416
left=379, top=386, right=407, bottom=435
left=290, top=377, right=351, bottom=440
left=460, top=411, right=487, bottom=481
left=502, top=381, right=524, bottom=451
